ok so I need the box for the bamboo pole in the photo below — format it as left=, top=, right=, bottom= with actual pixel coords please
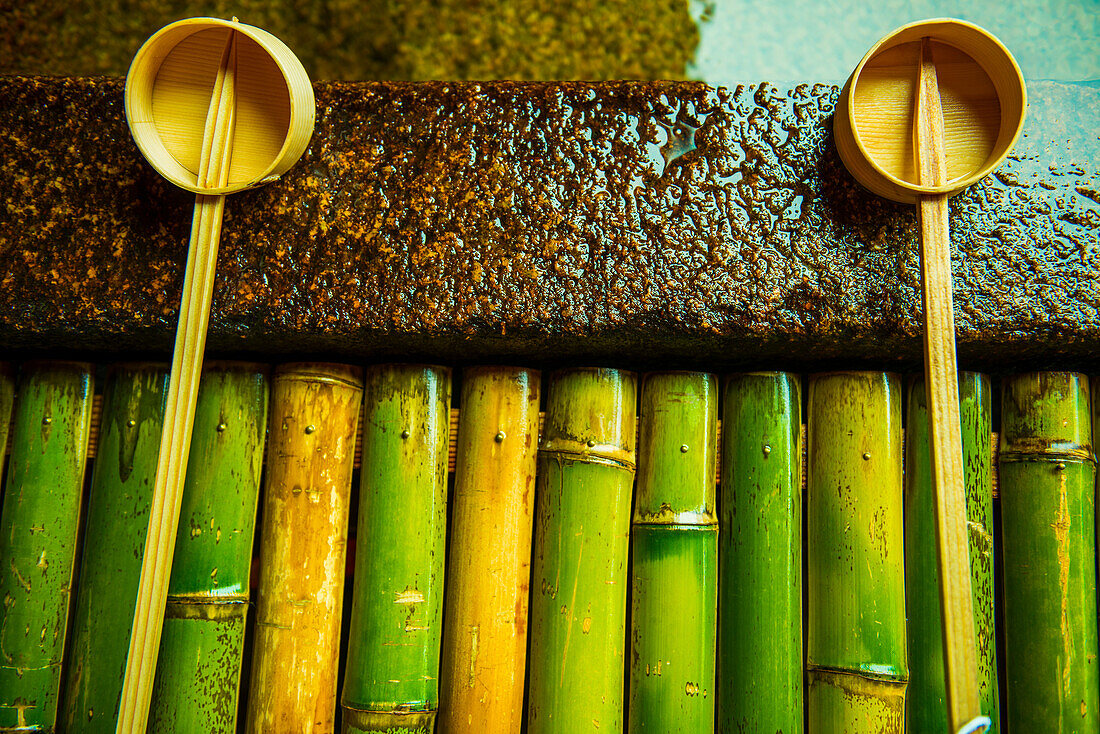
left=717, top=372, right=802, bottom=733
left=342, top=365, right=452, bottom=733
left=1000, top=372, right=1099, bottom=732
left=905, top=373, right=1000, bottom=732
left=146, top=363, right=269, bottom=733
left=437, top=367, right=540, bottom=734
left=245, top=363, right=363, bottom=734
left=59, top=364, right=168, bottom=733
left=806, top=372, right=906, bottom=733
left=915, top=37, right=983, bottom=731
left=0, top=362, right=94, bottom=731
left=628, top=372, right=718, bottom=732
left=0, top=363, right=13, bottom=484
left=527, top=368, right=637, bottom=733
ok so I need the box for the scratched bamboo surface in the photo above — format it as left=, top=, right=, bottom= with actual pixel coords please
left=61, top=364, right=168, bottom=734
left=905, top=373, right=999, bottom=732
left=806, top=372, right=907, bottom=733
left=146, top=364, right=269, bottom=734
left=999, top=373, right=1099, bottom=733
left=526, top=368, right=637, bottom=732
left=245, top=363, right=362, bottom=734
left=717, top=372, right=802, bottom=733
left=628, top=372, right=718, bottom=732
left=437, top=367, right=539, bottom=734
left=342, top=365, right=451, bottom=734
left=0, top=362, right=93, bottom=731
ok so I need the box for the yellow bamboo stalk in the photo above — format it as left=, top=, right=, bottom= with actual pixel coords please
left=437, top=367, right=541, bottom=733
left=245, top=363, right=363, bottom=734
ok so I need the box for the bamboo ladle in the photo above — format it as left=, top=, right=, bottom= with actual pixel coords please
left=835, top=19, right=1025, bottom=734
left=119, top=18, right=314, bottom=733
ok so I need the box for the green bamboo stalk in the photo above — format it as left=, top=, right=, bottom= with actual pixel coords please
left=60, top=364, right=168, bottom=734
left=146, top=363, right=270, bottom=733
left=628, top=372, right=717, bottom=732
left=717, top=371, right=802, bottom=733
left=905, top=373, right=1000, bottom=731
left=342, top=365, right=451, bottom=734
left=806, top=372, right=906, bottom=733
left=527, top=367, right=637, bottom=733
left=0, top=361, right=94, bottom=732
left=1000, top=372, right=1099, bottom=732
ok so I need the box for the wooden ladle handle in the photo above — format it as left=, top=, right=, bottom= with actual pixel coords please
left=915, top=36, right=985, bottom=734
left=116, top=29, right=237, bottom=734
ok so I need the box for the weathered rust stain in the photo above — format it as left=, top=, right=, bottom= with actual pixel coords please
left=395, top=587, right=426, bottom=605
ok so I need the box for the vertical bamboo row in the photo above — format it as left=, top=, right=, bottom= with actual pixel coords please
left=905, top=373, right=999, bottom=731
left=437, top=367, right=540, bottom=733
left=0, top=362, right=94, bottom=731
left=245, top=363, right=362, bottom=734
left=628, top=372, right=718, bottom=732
left=147, top=363, right=270, bottom=733
left=717, top=372, right=802, bottom=733
left=527, top=368, right=637, bottom=733
left=61, top=364, right=168, bottom=734
left=1000, top=372, right=1099, bottom=732
left=342, top=365, right=451, bottom=733
left=806, top=372, right=907, bottom=732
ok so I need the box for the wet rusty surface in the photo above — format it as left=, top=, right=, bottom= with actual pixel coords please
left=0, top=76, right=1097, bottom=368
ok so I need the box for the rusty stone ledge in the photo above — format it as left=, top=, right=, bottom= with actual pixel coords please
left=0, top=76, right=1097, bottom=369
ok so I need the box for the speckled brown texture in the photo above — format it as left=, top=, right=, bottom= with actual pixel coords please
left=0, top=76, right=1097, bottom=368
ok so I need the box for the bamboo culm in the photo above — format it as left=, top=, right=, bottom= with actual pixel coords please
left=905, top=373, right=999, bottom=732
left=1000, top=373, right=1099, bottom=732
left=147, top=364, right=270, bottom=733
left=0, top=362, right=94, bottom=731
left=527, top=368, right=637, bottom=733
left=245, top=364, right=363, bottom=734
left=718, top=372, right=802, bottom=733
left=61, top=364, right=168, bottom=734
left=806, top=372, right=907, bottom=733
left=342, top=365, right=451, bottom=734
left=628, top=372, right=718, bottom=733
left=437, top=367, right=539, bottom=734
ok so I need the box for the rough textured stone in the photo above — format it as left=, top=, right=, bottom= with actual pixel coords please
left=0, top=76, right=1097, bottom=369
